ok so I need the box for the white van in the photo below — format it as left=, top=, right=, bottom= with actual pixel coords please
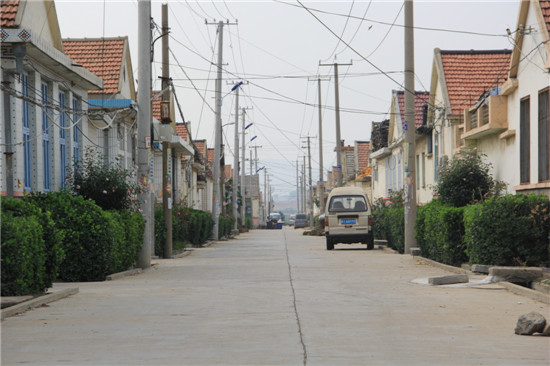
left=324, top=187, right=374, bottom=250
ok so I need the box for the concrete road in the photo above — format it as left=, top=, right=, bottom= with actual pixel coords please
left=2, top=228, right=549, bottom=365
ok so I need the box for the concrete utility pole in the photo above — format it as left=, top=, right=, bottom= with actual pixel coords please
left=317, top=77, right=329, bottom=214
left=137, top=0, right=151, bottom=269
left=232, top=85, right=240, bottom=231
left=302, top=136, right=314, bottom=227
left=161, top=4, right=172, bottom=258
left=404, top=0, right=417, bottom=254
left=320, top=61, right=352, bottom=187
left=264, top=168, right=267, bottom=223
left=240, top=107, right=250, bottom=224
left=302, top=156, right=306, bottom=213
left=211, top=21, right=224, bottom=241
left=249, top=149, right=253, bottom=227
left=296, top=160, right=299, bottom=214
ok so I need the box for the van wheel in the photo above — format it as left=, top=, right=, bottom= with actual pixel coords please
left=366, top=243, right=374, bottom=250
left=326, top=238, right=334, bottom=250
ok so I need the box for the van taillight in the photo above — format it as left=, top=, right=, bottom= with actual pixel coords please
left=325, top=219, right=329, bottom=227
left=368, top=216, right=373, bottom=225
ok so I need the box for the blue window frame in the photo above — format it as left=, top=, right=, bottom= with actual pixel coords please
left=22, top=74, right=32, bottom=191
left=42, top=82, right=51, bottom=191
left=59, top=91, right=67, bottom=188
left=72, top=98, right=80, bottom=167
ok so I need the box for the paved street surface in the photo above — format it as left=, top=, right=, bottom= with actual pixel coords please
left=2, top=228, right=549, bottom=365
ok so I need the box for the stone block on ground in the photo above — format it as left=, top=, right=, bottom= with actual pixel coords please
left=471, top=264, right=492, bottom=274
left=515, top=312, right=546, bottom=335
left=410, top=247, right=421, bottom=256
left=428, top=274, right=469, bottom=286
left=543, top=322, right=550, bottom=336
left=489, top=267, right=543, bottom=284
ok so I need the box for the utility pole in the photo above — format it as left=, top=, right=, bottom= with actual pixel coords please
left=161, top=4, right=172, bottom=258
left=240, top=107, right=252, bottom=225
left=232, top=83, right=240, bottom=232
left=404, top=0, right=417, bottom=254
left=302, top=136, right=314, bottom=227
left=264, top=168, right=267, bottom=224
left=249, top=149, right=254, bottom=227
left=302, top=156, right=306, bottom=213
left=296, top=160, right=299, bottom=214
left=320, top=61, right=352, bottom=187
left=137, top=0, right=151, bottom=269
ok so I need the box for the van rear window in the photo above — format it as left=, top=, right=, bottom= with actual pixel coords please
left=328, top=195, right=367, bottom=212
left=296, top=214, right=307, bottom=219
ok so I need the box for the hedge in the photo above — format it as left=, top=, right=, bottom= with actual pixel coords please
left=416, top=199, right=467, bottom=266
left=464, top=194, right=550, bottom=267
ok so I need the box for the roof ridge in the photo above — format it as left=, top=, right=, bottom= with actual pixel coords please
left=439, top=49, right=512, bottom=55
left=63, top=36, right=128, bottom=42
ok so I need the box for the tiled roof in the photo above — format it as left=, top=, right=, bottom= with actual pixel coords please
left=541, top=0, right=550, bottom=35
left=396, top=91, right=430, bottom=128
left=175, top=123, right=188, bottom=141
left=63, top=37, right=126, bottom=95
left=151, top=91, right=161, bottom=121
left=440, top=50, right=511, bottom=115
left=356, top=141, right=370, bottom=171
left=1, top=0, right=19, bottom=28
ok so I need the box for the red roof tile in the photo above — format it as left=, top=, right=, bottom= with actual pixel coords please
left=1, top=0, right=19, bottom=28
left=356, top=141, right=370, bottom=171
left=63, top=37, right=126, bottom=95
left=541, top=0, right=550, bottom=35
left=151, top=91, right=161, bottom=121
left=396, top=91, right=430, bottom=129
left=175, top=123, right=188, bottom=141
left=440, top=50, right=511, bottom=115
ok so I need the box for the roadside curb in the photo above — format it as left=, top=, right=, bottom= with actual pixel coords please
left=1, top=288, right=79, bottom=320
left=106, top=268, right=142, bottom=281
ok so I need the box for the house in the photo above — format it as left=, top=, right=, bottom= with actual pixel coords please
left=351, top=140, right=373, bottom=202
left=495, top=0, right=550, bottom=198
left=1, top=0, right=103, bottom=196
left=63, top=37, right=137, bottom=168
left=370, top=91, right=430, bottom=202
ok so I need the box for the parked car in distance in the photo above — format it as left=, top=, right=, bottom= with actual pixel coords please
left=324, top=187, right=373, bottom=250
left=294, top=214, right=308, bottom=229
left=288, top=215, right=296, bottom=226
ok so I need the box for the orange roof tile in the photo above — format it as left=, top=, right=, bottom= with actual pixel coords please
left=396, top=91, right=430, bottom=129
left=356, top=141, right=370, bottom=171
left=1, top=0, right=19, bottom=28
left=63, top=37, right=126, bottom=95
left=151, top=90, right=161, bottom=121
left=541, top=0, right=550, bottom=35
left=175, top=123, right=188, bottom=141
left=440, top=50, right=511, bottom=115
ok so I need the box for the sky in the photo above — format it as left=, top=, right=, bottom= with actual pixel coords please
left=55, top=0, right=520, bottom=202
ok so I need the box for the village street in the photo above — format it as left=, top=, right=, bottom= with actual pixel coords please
left=2, top=228, right=549, bottom=365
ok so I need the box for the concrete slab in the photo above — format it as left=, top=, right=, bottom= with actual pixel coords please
left=1, top=288, right=78, bottom=320
left=489, top=266, right=544, bottom=283
left=429, top=274, right=469, bottom=285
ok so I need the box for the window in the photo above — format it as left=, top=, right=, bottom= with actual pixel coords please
left=434, top=132, right=439, bottom=181
left=59, top=91, right=67, bottom=188
left=421, top=152, right=426, bottom=188
left=415, top=155, right=420, bottom=190
left=538, top=88, right=549, bottom=182
left=22, top=74, right=32, bottom=191
left=42, top=82, right=51, bottom=191
left=520, top=97, right=530, bottom=184
left=73, top=98, right=81, bottom=167
left=427, top=132, right=433, bottom=154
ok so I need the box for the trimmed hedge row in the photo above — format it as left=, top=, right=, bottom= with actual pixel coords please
left=415, top=194, right=549, bottom=267
left=1, top=193, right=145, bottom=295
left=373, top=207, right=404, bottom=253
left=154, top=204, right=214, bottom=257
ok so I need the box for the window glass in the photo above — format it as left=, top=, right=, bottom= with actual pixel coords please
left=329, top=195, right=367, bottom=212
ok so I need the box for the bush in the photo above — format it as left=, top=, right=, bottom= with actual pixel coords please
left=435, top=148, right=496, bottom=207
left=464, top=194, right=550, bottom=267
left=416, top=199, right=467, bottom=266
left=385, top=207, right=405, bottom=253
left=28, top=192, right=114, bottom=281
left=1, top=197, right=63, bottom=295
left=1, top=203, right=47, bottom=296
left=66, top=146, right=144, bottom=211
left=105, top=210, right=144, bottom=274
left=154, top=204, right=166, bottom=257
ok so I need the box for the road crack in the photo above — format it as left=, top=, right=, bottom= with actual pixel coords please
left=284, top=230, right=308, bottom=366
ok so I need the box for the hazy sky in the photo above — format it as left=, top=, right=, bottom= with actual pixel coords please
left=55, top=0, right=520, bottom=198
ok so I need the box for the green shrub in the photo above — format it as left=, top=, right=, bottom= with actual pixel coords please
left=245, top=216, right=253, bottom=230
left=66, top=146, right=144, bottom=211
left=1, top=208, right=46, bottom=295
left=416, top=199, right=467, bottom=266
left=105, top=210, right=144, bottom=274
left=385, top=207, right=405, bottom=253
left=435, top=148, right=496, bottom=207
left=464, top=194, right=550, bottom=267
left=1, top=197, right=63, bottom=294
left=28, top=192, right=113, bottom=281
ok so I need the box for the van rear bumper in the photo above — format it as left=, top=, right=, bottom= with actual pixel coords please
left=325, top=232, right=373, bottom=245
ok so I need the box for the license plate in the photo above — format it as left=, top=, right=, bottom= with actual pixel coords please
left=340, top=218, right=356, bottom=225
